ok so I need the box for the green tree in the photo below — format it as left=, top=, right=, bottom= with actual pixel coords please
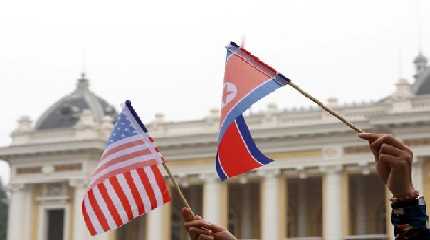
left=0, top=178, right=8, bottom=240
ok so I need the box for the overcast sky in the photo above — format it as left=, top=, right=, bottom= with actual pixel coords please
left=0, top=0, right=429, bottom=184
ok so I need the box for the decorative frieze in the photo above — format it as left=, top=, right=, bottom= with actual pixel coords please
left=344, top=145, right=369, bottom=154
left=37, top=182, right=70, bottom=204
left=54, top=163, right=82, bottom=172
left=344, top=138, right=430, bottom=156
left=16, top=166, right=42, bottom=175
left=322, top=146, right=343, bottom=160
left=404, top=138, right=430, bottom=146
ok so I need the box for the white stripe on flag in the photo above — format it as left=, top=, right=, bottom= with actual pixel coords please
left=130, top=169, right=151, bottom=213
left=97, top=144, right=150, bottom=169
left=83, top=196, right=104, bottom=234
left=103, top=179, right=128, bottom=224
left=90, top=153, right=161, bottom=186
left=144, top=166, right=163, bottom=207
left=93, top=186, right=117, bottom=229
left=103, top=135, right=142, bottom=151
left=117, top=174, right=139, bottom=217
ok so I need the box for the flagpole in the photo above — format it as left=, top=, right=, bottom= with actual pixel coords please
left=161, top=162, right=193, bottom=211
left=287, top=81, right=363, bottom=133
left=227, top=44, right=362, bottom=133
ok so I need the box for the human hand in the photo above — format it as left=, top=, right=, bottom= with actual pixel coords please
left=358, top=133, right=416, bottom=198
left=182, top=208, right=237, bottom=240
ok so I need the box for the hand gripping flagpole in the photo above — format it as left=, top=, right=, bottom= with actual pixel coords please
left=287, top=81, right=363, bottom=133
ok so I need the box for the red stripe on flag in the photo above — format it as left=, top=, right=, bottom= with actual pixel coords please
left=82, top=202, right=97, bottom=236
left=87, top=190, right=110, bottom=231
left=109, top=176, right=133, bottom=220
left=95, top=149, right=153, bottom=175
left=91, top=159, right=159, bottom=188
left=98, top=183, right=123, bottom=227
left=101, top=140, right=146, bottom=160
left=218, top=122, right=261, bottom=177
left=123, top=171, right=145, bottom=215
left=150, top=165, right=170, bottom=203
left=136, top=168, right=157, bottom=209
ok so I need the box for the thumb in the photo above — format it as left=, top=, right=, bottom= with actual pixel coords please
left=205, top=223, right=226, bottom=233
left=181, top=208, right=194, bottom=221
left=358, top=132, right=380, bottom=141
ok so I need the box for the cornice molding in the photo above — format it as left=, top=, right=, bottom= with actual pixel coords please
left=0, top=140, right=105, bottom=159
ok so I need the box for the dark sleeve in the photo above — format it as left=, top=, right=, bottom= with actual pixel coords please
left=391, top=196, right=430, bottom=239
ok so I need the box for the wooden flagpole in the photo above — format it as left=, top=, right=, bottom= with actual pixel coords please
left=228, top=46, right=363, bottom=134
left=161, top=82, right=362, bottom=214
left=288, top=81, right=363, bottom=133
left=161, top=162, right=193, bottom=211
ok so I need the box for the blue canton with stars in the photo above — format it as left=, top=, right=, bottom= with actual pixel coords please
left=107, top=113, right=139, bottom=146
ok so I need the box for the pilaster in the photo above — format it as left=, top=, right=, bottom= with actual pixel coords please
left=7, top=183, right=32, bottom=240
left=69, top=179, right=90, bottom=240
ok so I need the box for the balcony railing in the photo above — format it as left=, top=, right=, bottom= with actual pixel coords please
left=239, top=234, right=387, bottom=240
left=288, top=237, right=322, bottom=240
left=344, top=234, right=388, bottom=240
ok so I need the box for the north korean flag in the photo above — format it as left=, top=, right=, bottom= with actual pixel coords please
left=216, top=42, right=290, bottom=180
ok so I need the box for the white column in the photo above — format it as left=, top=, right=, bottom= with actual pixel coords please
left=92, top=232, right=115, bottom=240
left=7, top=184, right=32, bottom=240
left=70, top=180, right=90, bottom=240
left=322, top=166, right=343, bottom=240
left=145, top=197, right=170, bottom=240
left=202, top=174, right=227, bottom=226
left=297, top=180, right=308, bottom=237
left=261, top=170, right=285, bottom=240
left=146, top=207, right=163, bottom=239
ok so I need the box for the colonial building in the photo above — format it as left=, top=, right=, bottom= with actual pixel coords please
left=1, top=54, right=430, bottom=240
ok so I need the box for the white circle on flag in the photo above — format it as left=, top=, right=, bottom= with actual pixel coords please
left=222, top=81, right=237, bottom=108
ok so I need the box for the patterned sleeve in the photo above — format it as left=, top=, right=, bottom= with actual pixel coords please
left=391, top=196, right=430, bottom=239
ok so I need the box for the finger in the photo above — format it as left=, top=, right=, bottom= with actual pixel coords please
left=201, top=223, right=227, bottom=233
left=379, top=153, right=407, bottom=169
left=376, top=135, right=410, bottom=152
left=184, top=219, right=212, bottom=229
left=380, top=144, right=413, bottom=169
left=370, top=134, right=394, bottom=155
left=188, top=227, right=212, bottom=236
left=376, top=161, right=391, bottom=184
left=189, top=231, right=198, bottom=240
left=198, top=234, right=214, bottom=240
left=182, top=208, right=195, bottom=221
left=380, top=143, right=403, bottom=156
left=379, top=143, right=411, bottom=160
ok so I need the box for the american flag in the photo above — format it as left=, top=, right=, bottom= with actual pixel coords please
left=82, top=100, right=170, bottom=236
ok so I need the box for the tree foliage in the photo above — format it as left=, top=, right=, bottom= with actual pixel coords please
left=0, top=179, right=8, bottom=240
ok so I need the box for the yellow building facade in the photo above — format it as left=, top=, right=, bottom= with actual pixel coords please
left=1, top=54, right=430, bottom=240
